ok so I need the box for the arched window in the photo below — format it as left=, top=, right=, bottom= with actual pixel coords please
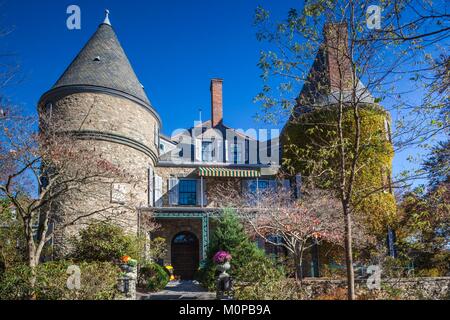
left=172, top=231, right=198, bottom=245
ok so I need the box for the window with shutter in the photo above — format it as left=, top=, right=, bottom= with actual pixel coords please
left=195, top=139, right=202, bottom=162
left=196, top=179, right=208, bottom=206
left=168, top=177, right=179, bottom=205
left=154, top=175, right=163, bottom=207
left=224, top=140, right=229, bottom=163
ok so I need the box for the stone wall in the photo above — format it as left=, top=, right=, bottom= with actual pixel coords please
left=39, top=91, right=159, bottom=257
left=301, top=277, right=450, bottom=300
left=42, top=92, right=160, bottom=159
left=51, top=139, right=153, bottom=257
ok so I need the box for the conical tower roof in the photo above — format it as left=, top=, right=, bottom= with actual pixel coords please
left=298, top=23, right=373, bottom=108
left=52, top=14, right=151, bottom=106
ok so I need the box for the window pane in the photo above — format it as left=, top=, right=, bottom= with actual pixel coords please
left=179, top=180, right=197, bottom=205
left=258, top=180, right=269, bottom=189
left=202, top=141, right=213, bottom=162
left=247, top=180, right=270, bottom=193
left=233, top=143, right=243, bottom=163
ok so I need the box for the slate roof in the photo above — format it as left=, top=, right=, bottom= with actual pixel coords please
left=52, top=22, right=151, bottom=106
left=296, top=24, right=374, bottom=111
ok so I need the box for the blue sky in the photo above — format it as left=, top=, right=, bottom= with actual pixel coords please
left=1, top=0, right=298, bottom=133
left=1, top=0, right=439, bottom=187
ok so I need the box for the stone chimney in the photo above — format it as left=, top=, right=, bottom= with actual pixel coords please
left=324, top=23, right=352, bottom=91
left=210, top=79, right=223, bottom=127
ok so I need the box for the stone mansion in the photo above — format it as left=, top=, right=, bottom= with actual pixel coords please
left=38, top=13, right=392, bottom=280
left=38, top=13, right=283, bottom=280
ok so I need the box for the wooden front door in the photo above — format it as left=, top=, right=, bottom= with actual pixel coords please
left=171, top=232, right=199, bottom=280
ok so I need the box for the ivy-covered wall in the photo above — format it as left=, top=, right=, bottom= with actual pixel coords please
left=281, top=104, right=397, bottom=236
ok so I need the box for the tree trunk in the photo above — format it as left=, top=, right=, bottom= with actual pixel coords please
left=343, top=204, right=356, bottom=300
left=294, top=245, right=304, bottom=284
left=28, top=256, right=37, bottom=300
left=27, top=237, right=38, bottom=300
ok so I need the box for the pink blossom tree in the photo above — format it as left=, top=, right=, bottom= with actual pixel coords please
left=243, top=188, right=345, bottom=281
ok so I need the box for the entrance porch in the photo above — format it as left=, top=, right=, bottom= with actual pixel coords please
left=149, top=210, right=216, bottom=280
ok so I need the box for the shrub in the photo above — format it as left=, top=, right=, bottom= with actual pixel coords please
left=197, top=209, right=284, bottom=294
left=0, top=260, right=121, bottom=300
left=413, top=268, right=442, bottom=277
left=70, top=222, right=140, bottom=262
left=0, top=264, right=33, bottom=299
left=138, top=262, right=169, bottom=292
left=232, top=258, right=289, bottom=300
left=149, top=237, right=168, bottom=261
left=320, top=264, right=347, bottom=279
left=0, top=202, right=27, bottom=271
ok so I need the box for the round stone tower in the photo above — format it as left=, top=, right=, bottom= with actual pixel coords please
left=38, top=13, right=160, bottom=255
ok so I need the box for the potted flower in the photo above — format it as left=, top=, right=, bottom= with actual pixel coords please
left=120, top=255, right=137, bottom=272
left=213, top=250, right=232, bottom=273
left=121, top=255, right=131, bottom=263
left=165, top=265, right=175, bottom=281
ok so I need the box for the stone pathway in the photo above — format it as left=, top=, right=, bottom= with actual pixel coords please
left=137, top=280, right=216, bottom=300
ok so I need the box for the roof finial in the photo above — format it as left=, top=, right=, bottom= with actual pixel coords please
left=103, top=9, right=111, bottom=25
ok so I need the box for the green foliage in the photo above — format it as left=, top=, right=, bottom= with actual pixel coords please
left=0, top=201, right=27, bottom=272
left=0, top=260, right=121, bottom=300
left=282, top=106, right=397, bottom=236
left=70, top=221, right=141, bottom=262
left=232, top=258, right=289, bottom=300
left=197, top=209, right=284, bottom=292
left=149, top=237, right=168, bottom=261
left=396, top=184, right=449, bottom=276
left=423, top=140, right=449, bottom=188
left=138, top=262, right=169, bottom=292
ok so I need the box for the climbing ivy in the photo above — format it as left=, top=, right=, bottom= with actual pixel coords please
left=281, top=104, right=397, bottom=236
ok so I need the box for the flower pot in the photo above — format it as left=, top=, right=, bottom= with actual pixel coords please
left=217, top=261, right=231, bottom=273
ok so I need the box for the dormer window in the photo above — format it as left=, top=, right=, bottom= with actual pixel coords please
left=202, top=141, right=214, bottom=162
left=232, top=142, right=243, bottom=164
left=93, top=56, right=101, bottom=62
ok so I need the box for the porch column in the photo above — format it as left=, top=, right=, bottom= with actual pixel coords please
left=201, top=213, right=209, bottom=264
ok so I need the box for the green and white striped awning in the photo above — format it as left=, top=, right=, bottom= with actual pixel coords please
left=198, top=167, right=261, bottom=177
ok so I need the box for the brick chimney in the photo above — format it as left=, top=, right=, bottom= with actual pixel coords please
left=324, top=23, right=352, bottom=91
left=210, top=78, right=223, bottom=127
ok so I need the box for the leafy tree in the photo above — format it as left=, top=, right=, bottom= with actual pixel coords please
left=0, top=199, right=27, bottom=272
left=148, top=237, right=168, bottom=262
left=253, top=0, right=448, bottom=299
left=198, top=209, right=283, bottom=290
left=423, top=141, right=449, bottom=188
left=396, top=184, right=449, bottom=276
left=70, top=222, right=141, bottom=262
